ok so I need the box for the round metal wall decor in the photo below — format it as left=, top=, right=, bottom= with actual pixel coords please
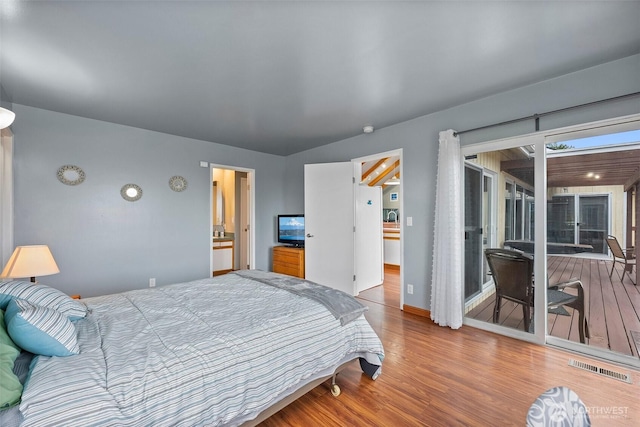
left=169, top=175, right=188, bottom=192
left=121, top=183, right=143, bottom=202
left=57, top=165, right=85, bottom=186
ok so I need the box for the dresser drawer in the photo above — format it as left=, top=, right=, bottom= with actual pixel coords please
left=272, top=246, right=305, bottom=278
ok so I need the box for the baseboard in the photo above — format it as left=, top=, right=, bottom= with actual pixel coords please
left=384, top=263, right=400, bottom=271
left=402, top=304, right=430, bottom=318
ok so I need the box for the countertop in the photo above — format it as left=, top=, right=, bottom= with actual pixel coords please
left=212, top=233, right=235, bottom=242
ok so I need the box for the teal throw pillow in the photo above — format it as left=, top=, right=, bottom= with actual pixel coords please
left=5, top=299, right=80, bottom=357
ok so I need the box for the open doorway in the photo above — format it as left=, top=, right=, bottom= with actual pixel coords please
left=353, top=149, right=403, bottom=309
left=210, top=164, right=255, bottom=276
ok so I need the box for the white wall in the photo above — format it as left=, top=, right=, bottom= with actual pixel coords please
left=11, top=106, right=286, bottom=297
left=283, top=54, right=640, bottom=311
left=9, top=54, right=640, bottom=304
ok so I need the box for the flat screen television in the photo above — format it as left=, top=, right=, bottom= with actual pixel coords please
left=277, top=214, right=305, bottom=247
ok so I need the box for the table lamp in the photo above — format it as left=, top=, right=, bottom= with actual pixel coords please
left=0, top=245, right=60, bottom=283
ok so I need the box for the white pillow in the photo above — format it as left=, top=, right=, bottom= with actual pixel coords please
left=0, top=280, right=86, bottom=319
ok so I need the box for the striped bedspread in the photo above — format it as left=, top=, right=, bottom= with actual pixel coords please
left=19, top=273, right=384, bottom=426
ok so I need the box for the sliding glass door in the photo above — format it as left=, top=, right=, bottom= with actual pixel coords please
left=463, top=146, right=534, bottom=334
left=464, top=164, right=483, bottom=301
left=547, top=195, right=575, bottom=245
left=463, top=113, right=640, bottom=368
left=482, top=173, right=497, bottom=285
left=548, top=194, right=610, bottom=255
left=578, top=195, right=609, bottom=254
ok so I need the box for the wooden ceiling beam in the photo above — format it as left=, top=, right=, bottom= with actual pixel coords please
left=369, top=160, right=400, bottom=186
left=361, top=157, right=389, bottom=182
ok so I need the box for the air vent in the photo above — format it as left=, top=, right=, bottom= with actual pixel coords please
left=568, top=359, right=632, bottom=384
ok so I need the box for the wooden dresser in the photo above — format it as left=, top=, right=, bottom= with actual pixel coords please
left=272, top=246, right=305, bottom=278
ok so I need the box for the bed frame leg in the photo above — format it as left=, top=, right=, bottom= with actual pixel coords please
left=330, top=373, right=341, bottom=397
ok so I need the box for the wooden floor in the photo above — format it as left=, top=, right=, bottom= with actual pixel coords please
left=357, top=265, right=401, bottom=309
left=260, top=282, right=640, bottom=426
left=467, top=256, right=640, bottom=357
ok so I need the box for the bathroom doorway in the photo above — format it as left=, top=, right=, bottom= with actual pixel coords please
left=210, top=164, right=255, bottom=276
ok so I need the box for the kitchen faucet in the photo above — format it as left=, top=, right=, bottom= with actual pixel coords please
left=387, top=210, right=398, bottom=223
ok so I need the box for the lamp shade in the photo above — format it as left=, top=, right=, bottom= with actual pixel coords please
left=0, top=245, right=60, bottom=282
left=0, top=107, right=16, bottom=129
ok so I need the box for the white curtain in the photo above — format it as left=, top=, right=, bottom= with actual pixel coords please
left=430, top=129, right=463, bottom=329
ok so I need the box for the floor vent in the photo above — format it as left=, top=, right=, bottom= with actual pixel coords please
left=568, top=359, right=632, bottom=384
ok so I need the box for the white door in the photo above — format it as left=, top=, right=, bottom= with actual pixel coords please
left=304, top=162, right=356, bottom=295
left=240, top=176, right=250, bottom=269
left=355, top=185, right=383, bottom=293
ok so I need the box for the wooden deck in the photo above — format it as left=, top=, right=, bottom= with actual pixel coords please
left=467, top=256, right=640, bottom=357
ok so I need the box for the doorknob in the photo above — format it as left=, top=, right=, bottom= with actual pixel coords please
left=306, top=233, right=314, bottom=238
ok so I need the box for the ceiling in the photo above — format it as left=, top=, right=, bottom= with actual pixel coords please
left=549, top=146, right=640, bottom=189
left=1, top=1, right=639, bottom=156
left=500, top=144, right=640, bottom=189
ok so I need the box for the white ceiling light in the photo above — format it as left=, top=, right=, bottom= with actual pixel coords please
left=363, top=125, right=374, bottom=134
left=0, top=107, right=16, bottom=129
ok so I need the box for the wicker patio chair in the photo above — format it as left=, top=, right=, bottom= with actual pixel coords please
left=485, top=248, right=589, bottom=343
left=605, top=235, right=636, bottom=285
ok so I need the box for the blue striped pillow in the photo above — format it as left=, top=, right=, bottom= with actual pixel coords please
left=5, top=299, right=80, bottom=357
left=0, top=280, right=86, bottom=319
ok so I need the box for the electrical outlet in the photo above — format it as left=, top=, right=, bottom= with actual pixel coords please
left=149, top=278, right=156, bottom=288
left=407, top=284, right=414, bottom=294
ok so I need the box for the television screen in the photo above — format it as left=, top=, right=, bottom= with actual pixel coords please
left=278, top=214, right=305, bottom=247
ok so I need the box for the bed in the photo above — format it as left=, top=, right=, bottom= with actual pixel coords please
left=0, top=270, right=384, bottom=426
